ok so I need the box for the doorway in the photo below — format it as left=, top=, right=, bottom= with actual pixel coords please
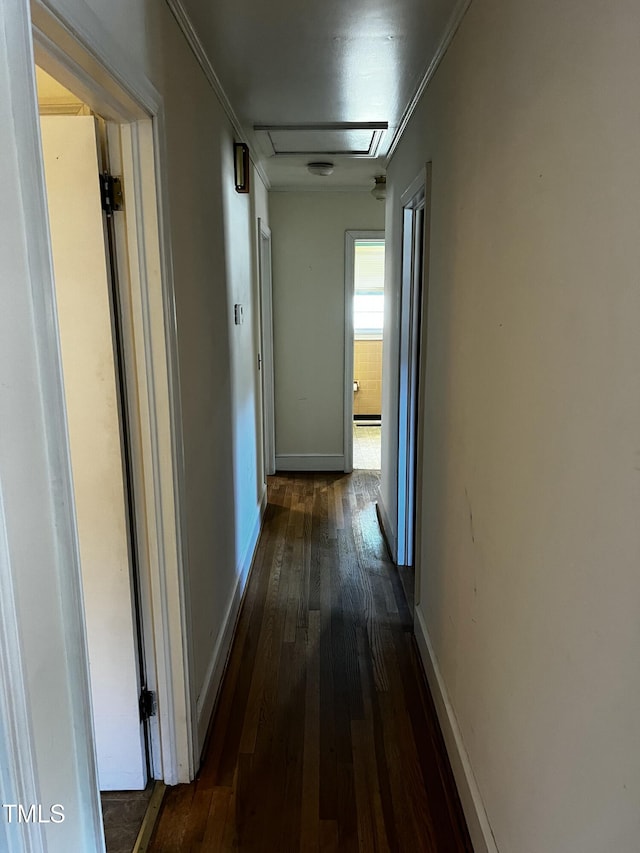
left=258, top=219, right=275, bottom=478
left=37, top=67, right=150, bottom=791
left=396, top=166, right=431, bottom=575
left=31, top=3, right=193, bottom=798
left=344, top=231, right=385, bottom=471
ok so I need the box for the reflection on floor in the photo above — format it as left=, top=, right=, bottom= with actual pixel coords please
left=102, top=784, right=154, bottom=853
left=353, top=423, right=381, bottom=469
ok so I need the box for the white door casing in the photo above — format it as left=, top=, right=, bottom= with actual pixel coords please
left=397, top=168, right=430, bottom=570
left=32, top=0, right=194, bottom=786
left=258, top=220, right=276, bottom=477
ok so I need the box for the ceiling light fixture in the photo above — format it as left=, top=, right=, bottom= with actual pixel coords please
left=307, top=161, right=334, bottom=177
left=371, top=175, right=386, bottom=201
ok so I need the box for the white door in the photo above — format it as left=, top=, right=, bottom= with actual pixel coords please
left=40, top=115, right=147, bottom=790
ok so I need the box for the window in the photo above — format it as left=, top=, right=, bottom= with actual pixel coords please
left=354, top=240, right=384, bottom=340
left=354, top=292, right=384, bottom=336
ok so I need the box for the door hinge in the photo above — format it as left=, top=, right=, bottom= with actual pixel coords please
left=139, top=687, right=157, bottom=722
left=100, top=172, right=123, bottom=216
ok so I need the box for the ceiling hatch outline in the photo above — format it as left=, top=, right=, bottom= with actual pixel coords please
left=254, top=123, right=388, bottom=158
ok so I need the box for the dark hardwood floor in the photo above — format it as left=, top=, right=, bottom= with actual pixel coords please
left=149, top=472, right=471, bottom=852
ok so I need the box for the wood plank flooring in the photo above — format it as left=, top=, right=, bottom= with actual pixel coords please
left=149, top=472, right=471, bottom=852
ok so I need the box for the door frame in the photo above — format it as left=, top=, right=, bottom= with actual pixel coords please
left=31, top=1, right=194, bottom=786
left=344, top=229, right=386, bottom=473
left=396, top=166, right=431, bottom=572
left=40, top=111, right=152, bottom=788
left=257, top=219, right=276, bottom=477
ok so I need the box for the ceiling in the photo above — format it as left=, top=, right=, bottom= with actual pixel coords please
left=174, top=0, right=464, bottom=190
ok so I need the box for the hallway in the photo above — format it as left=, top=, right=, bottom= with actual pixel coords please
left=149, top=472, right=470, bottom=852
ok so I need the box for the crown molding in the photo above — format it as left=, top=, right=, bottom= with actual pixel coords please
left=386, top=0, right=472, bottom=162
left=165, top=0, right=271, bottom=189
left=165, top=0, right=471, bottom=185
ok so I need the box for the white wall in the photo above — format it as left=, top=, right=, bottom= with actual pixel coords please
left=270, top=191, right=384, bottom=469
left=383, top=0, right=640, bottom=850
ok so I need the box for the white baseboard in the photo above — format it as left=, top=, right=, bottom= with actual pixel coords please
left=414, top=608, right=498, bottom=853
left=194, top=488, right=267, bottom=753
left=375, top=494, right=397, bottom=562
left=275, top=453, right=345, bottom=472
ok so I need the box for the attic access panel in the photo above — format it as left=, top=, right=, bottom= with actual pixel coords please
left=254, top=123, right=388, bottom=157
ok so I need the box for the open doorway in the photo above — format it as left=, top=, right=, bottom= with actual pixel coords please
left=36, top=65, right=155, bottom=848
left=345, top=231, right=385, bottom=471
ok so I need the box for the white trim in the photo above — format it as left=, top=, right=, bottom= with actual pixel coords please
left=344, top=233, right=356, bottom=474
left=387, top=0, right=472, bottom=161
left=401, top=169, right=427, bottom=208
left=0, top=492, right=46, bottom=853
left=0, top=2, right=104, bottom=847
left=354, top=332, right=384, bottom=341
left=258, top=220, right=276, bottom=477
left=344, top=230, right=385, bottom=474
left=195, top=488, right=267, bottom=752
left=276, top=454, right=345, bottom=472
left=164, top=0, right=239, bottom=132
left=37, top=100, right=88, bottom=115
left=397, top=171, right=427, bottom=568
left=254, top=124, right=386, bottom=160
left=144, top=108, right=195, bottom=785
left=113, top=120, right=194, bottom=784
left=165, top=0, right=271, bottom=190
left=105, top=119, right=161, bottom=781
left=269, top=184, right=375, bottom=194
left=414, top=609, right=498, bottom=853
left=375, top=496, right=397, bottom=562
left=32, top=0, right=160, bottom=120
left=31, top=3, right=194, bottom=784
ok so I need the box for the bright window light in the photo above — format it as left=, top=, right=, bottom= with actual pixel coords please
left=354, top=240, right=384, bottom=339
left=354, top=293, right=384, bottom=335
